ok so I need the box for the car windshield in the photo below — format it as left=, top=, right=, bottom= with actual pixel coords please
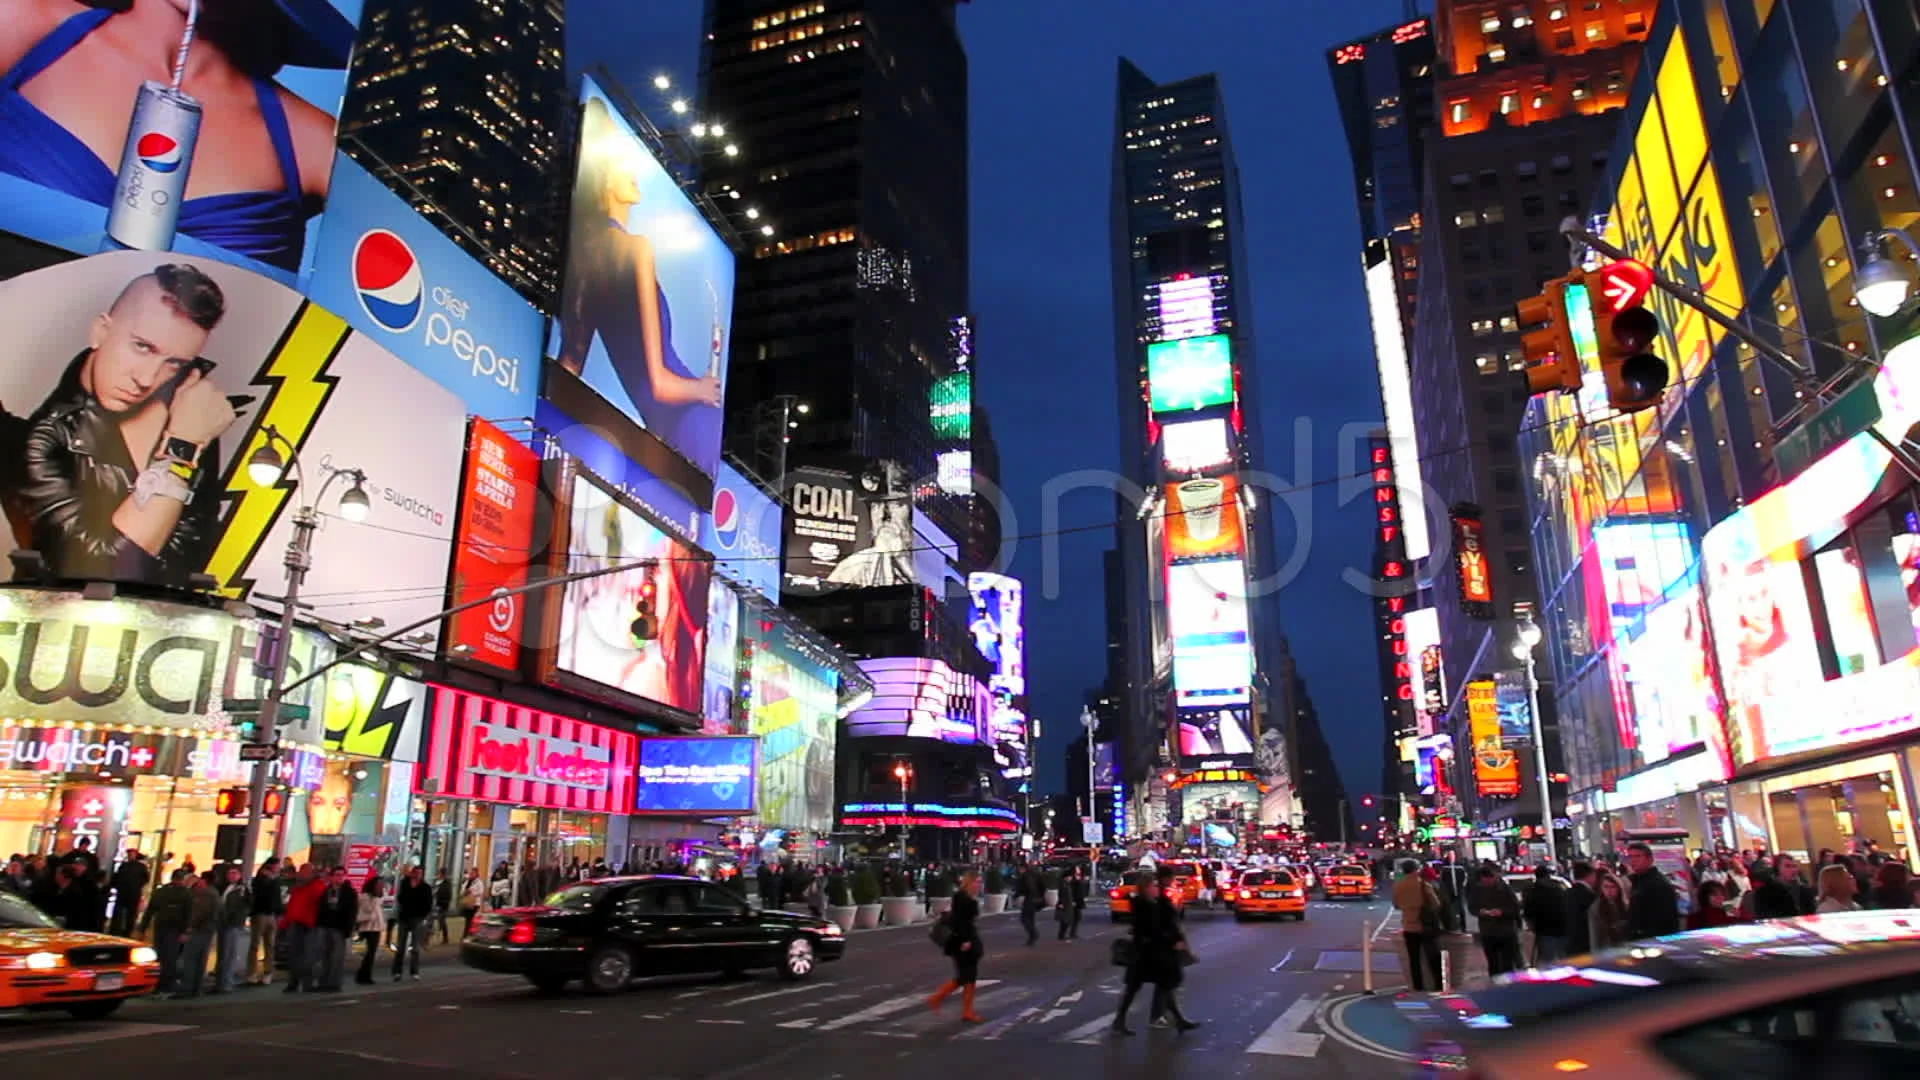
left=1334, top=865, right=1366, bottom=876
left=0, top=892, right=55, bottom=929
left=1163, top=863, right=1198, bottom=878
left=1242, top=871, right=1295, bottom=887
left=542, top=884, right=607, bottom=911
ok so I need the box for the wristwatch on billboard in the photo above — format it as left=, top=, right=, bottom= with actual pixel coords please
left=159, top=433, right=203, bottom=466
left=134, top=461, right=194, bottom=507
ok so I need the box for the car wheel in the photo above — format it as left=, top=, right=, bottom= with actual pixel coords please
left=780, top=936, right=817, bottom=980
left=66, top=999, right=122, bottom=1020
left=526, top=973, right=569, bottom=994
left=584, top=944, right=634, bottom=994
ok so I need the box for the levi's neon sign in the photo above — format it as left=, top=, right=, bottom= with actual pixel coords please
left=466, top=720, right=612, bottom=791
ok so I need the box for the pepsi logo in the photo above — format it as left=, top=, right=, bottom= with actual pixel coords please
left=352, top=229, right=424, bottom=334
left=135, top=132, right=184, bottom=173
left=712, top=487, right=740, bottom=550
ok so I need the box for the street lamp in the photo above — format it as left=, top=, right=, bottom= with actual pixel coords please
left=1855, top=228, right=1920, bottom=317
left=1511, top=605, right=1558, bottom=868
left=892, top=761, right=913, bottom=862
left=1079, top=707, right=1098, bottom=820
left=238, top=426, right=367, bottom=879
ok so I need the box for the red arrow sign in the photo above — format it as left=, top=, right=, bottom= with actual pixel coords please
left=1595, top=259, right=1655, bottom=314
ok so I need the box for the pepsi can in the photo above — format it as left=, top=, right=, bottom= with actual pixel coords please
left=106, top=81, right=202, bottom=253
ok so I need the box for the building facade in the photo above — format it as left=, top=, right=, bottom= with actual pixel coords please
left=1517, top=0, right=1920, bottom=865
left=338, top=0, right=568, bottom=309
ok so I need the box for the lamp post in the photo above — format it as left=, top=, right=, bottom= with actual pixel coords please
left=238, top=426, right=369, bottom=880
left=1512, top=606, right=1558, bottom=869
left=1079, top=706, right=1098, bottom=821
left=893, top=761, right=912, bottom=862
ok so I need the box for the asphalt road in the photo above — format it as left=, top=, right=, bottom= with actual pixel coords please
left=0, top=897, right=1424, bottom=1078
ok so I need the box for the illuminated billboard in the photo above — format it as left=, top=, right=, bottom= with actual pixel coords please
left=782, top=459, right=914, bottom=596
left=702, top=585, right=740, bottom=734
left=1365, top=258, right=1428, bottom=560
left=550, top=77, right=733, bottom=481
left=633, top=736, right=757, bottom=816
left=1451, top=505, right=1494, bottom=618
left=967, top=572, right=1025, bottom=695
left=842, top=658, right=987, bottom=744
left=1592, top=520, right=1696, bottom=630
left=550, top=473, right=711, bottom=716
left=1168, top=559, right=1252, bottom=707
left=1402, top=607, right=1442, bottom=719
left=1155, top=275, right=1218, bottom=341
left=0, top=251, right=465, bottom=632
left=1147, top=334, right=1234, bottom=413
left=698, top=463, right=782, bottom=604
left=931, top=372, right=972, bottom=441
left=746, top=620, right=838, bottom=833
left=447, top=419, right=540, bottom=671
left=1163, top=476, right=1245, bottom=561
left=1161, top=417, right=1232, bottom=474
left=1466, top=679, right=1519, bottom=797
left=1175, top=706, right=1255, bottom=770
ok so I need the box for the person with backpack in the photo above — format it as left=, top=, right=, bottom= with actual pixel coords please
left=927, top=870, right=985, bottom=1023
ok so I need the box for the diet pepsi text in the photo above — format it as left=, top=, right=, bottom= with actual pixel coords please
left=107, top=82, right=202, bottom=253
left=352, top=229, right=521, bottom=395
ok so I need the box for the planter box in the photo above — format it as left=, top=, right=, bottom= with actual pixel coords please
left=980, top=892, right=1008, bottom=914
left=854, top=904, right=883, bottom=930
left=829, top=905, right=858, bottom=934
left=881, top=897, right=920, bottom=926
left=926, top=896, right=953, bottom=918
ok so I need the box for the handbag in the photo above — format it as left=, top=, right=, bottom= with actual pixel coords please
left=1109, top=937, right=1135, bottom=967
left=928, top=914, right=953, bottom=949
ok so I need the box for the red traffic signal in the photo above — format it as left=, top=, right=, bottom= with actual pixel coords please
left=1594, top=259, right=1655, bottom=315
left=263, top=789, right=285, bottom=817
left=216, top=788, right=248, bottom=817
left=1361, top=795, right=1375, bottom=807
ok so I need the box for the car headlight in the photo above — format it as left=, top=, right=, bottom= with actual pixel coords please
left=820, top=923, right=843, bottom=937
left=132, top=947, right=158, bottom=965
left=25, top=951, right=63, bottom=970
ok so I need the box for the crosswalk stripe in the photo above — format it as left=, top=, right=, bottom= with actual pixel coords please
left=953, top=1004, right=1042, bottom=1040
left=1061, top=1014, right=1119, bottom=1044
left=817, top=982, right=997, bottom=1032
left=722, top=981, right=837, bottom=1007
left=1245, top=993, right=1324, bottom=1057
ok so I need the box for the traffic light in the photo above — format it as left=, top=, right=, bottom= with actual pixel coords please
left=1517, top=273, right=1584, bottom=394
left=629, top=575, right=659, bottom=642
left=263, top=789, right=285, bottom=817
left=216, top=787, right=249, bottom=817
left=1361, top=795, right=1375, bottom=808
left=1590, top=259, right=1668, bottom=412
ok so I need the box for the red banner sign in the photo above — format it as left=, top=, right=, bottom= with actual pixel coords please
left=447, top=419, right=540, bottom=670
left=1451, top=505, right=1494, bottom=617
left=418, top=687, right=636, bottom=812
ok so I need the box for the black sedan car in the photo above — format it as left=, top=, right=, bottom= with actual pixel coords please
left=461, top=875, right=846, bottom=993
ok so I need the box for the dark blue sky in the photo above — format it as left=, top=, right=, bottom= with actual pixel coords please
left=573, top=1, right=1415, bottom=807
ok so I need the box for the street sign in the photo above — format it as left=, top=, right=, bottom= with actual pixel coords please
left=221, top=697, right=261, bottom=714
left=1775, top=377, right=1883, bottom=481
left=277, top=703, right=310, bottom=723
left=238, top=742, right=281, bottom=762
left=1083, top=821, right=1104, bottom=845
left=1595, top=259, right=1654, bottom=314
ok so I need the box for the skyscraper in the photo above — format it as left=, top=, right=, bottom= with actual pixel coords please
left=337, top=0, right=568, bottom=309
left=1110, top=59, right=1294, bottom=833
left=699, top=0, right=971, bottom=551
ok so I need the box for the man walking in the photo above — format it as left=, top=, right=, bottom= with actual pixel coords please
left=107, top=849, right=149, bottom=937
left=139, top=868, right=192, bottom=994
left=393, top=866, right=435, bottom=981
left=314, top=867, right=357, bottom=992
left=280, top=864, right=325, bottom=993
left=212, top=865, right=251, bottom=993
left=1565, top=861, right=1597, bottom=957
left=1018, top=862, right=1047, bottom=946
left=249, top=858, right=283, bottom=985
left=1393, top=860, right=1444, bottom=991
left=1625, top=843, right=1681, bottom=941
left=172, top=873, right=218, bottom=999
left=1057, top=864, right=1088, bottom=940
left=1522, top=866, right=1570, bottom=966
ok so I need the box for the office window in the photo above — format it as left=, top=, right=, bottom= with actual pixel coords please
left=1500, top=91, right=1520, bottom=113
left=1532, top=89, right=1552, bottom=110
left=1455, top=209, right=1480, bottom=227
left=1476, top=352, right=1498, bottom=370
left=1571, top=79, right=1592, bottom=100
left=1585, top=21, right=1607, bottom=43
left=1551, top=154, right=1572, bottom=173
left=1483, top=204, right=1506, bottom=224
left=1450, top=172, right=1473, bottom=190
left=1480, top=169, right=1500, bottom=189
left=1467, top=280, right=1489, bottom=305
left=1506, top=549, right=1530, bottom=576
left=1554, top=27, right=1575, bottom=49
left=1522, top=192, right=1548, bottom=216
left=1510, top=7, right=1533, bottom=29
left=1450, top=100, right=1472, bottom=124
left=1498, top=314, right=1519, bottom=333
left=1592, top=151, right=1609, bottom=170
left=1481, top=14, right=1502, bottom=32
left=1515, top=161, right=1539, bottom=182
left=1547, top=4, right=1566, bottom=20
left=1490, top=45, right=1509, bottom=63
left=1472, top=319, right=1495, bottom=337
left=1493, top=468, right=1520, bottom=494
left=1527, top=228, right=1551, bottom=252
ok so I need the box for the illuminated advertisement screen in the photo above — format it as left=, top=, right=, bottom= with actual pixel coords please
left=447, top=419, right=541, bottom=670
left=702, top=585, right=740, bottom=734
left=0, top=251, right=466, bottom=633
left=1592, top=520, right=1697, bottom=631
left=1147, top=334, right=1234, bottom=413
left=843, top=658, right=985, bottom=744
left=1177, top=780, right=1256, bottom=826
left=1160, top=417, right=1232, bottom=474
left=1163, top=476, right=1245, bottom=561
left=552, top=473, right=711, bottom=716
left=783, top=459, right=915, bottom=596
left=634, top=736, right=757, bottom=816
left=967, top=572, right=1025, bottom=695
left=1174, top=706, right=1255, bottom=770
left=1168, top=559, right=1252, bottom=706
left=1494, top=670, right=1532, bottom=743
left=698, top=462, right=782, bottom=604
left=1615, top=585, right=1727, bottom=771
left=747, top=623, right=838, bottom=833
left=931, top=372, right=971, bottom=441
left=549, top=77, right=733, bottom=481
left=1155, top=275, right=1217, bottom=341
left=1466, top=679, right=1519, bottom=797
left=1451, top=506, right=1494, bottom=616
left=0, top=1, right=361, bottom=285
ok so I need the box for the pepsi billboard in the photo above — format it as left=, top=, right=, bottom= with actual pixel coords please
left=306, top=155, right=542, bottom=421
left=0, top=1, right=362, bottom=287
left=548, top=77, right=734, bottom=483
left=699, top=463, right=782, bottom=604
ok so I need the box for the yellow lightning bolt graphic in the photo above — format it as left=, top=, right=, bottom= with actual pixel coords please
left=204, top=302, right=348, bottom=597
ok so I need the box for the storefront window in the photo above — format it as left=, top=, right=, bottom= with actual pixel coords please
left=1812, top=541, right=1880, bottom=675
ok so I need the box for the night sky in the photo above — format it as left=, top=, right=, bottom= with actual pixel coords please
left=573, top=1, right=1415, bottom=808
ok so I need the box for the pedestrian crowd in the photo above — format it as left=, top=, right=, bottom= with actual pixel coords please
left=1388, top=841, right=1920, bottom=988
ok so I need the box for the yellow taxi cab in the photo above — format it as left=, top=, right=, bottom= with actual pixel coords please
left=1322, top=863, right=1375, bottom=900
left=1157, top=861, right=1206, bottom=906
left=0, top=892, right=159, bottom=1018
left=1229, top=868, right=1307, bottom=921
left=1106, top=870, right=1191, bottom=922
